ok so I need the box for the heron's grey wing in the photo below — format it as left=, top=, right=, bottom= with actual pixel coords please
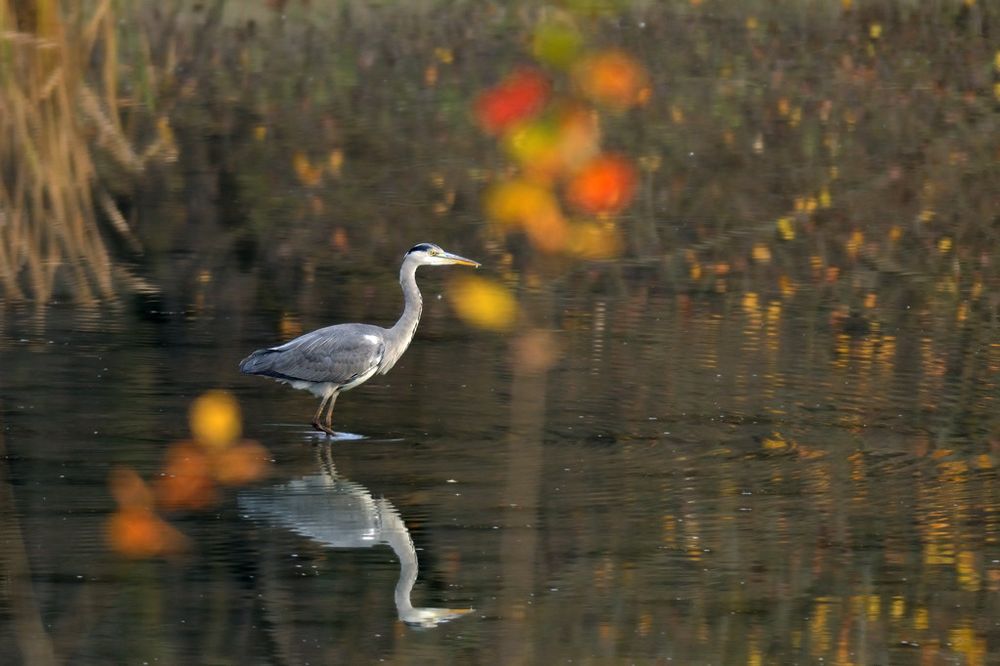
left=244, top=324, right=385, bottom=384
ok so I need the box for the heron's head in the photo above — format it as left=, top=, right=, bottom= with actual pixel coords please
left=405, top=243, right=480, bottom=268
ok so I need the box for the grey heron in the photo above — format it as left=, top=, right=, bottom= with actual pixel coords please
left=239, top=243, right=479, bottom=435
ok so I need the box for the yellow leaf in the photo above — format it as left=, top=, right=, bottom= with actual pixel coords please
left=776, top=217, right=795, bottom=240
left=779, top=275, right=796, bottom=298
left=434, top=47, right=453, bottom=64
left=293, top=151, right=323, bottom=187
left=890, top=597, right=905, bottom=619
left=532, top=20, right=582, bottom=69
left=484, top=179, right=558, bottom=227
left=819, top=187, right=832, bottom=208
left=752, top=243, right=771, bottom=263
left=448, top=276, right=518, bottom=331
left=190, top=391, right=241, bottom=450
left=567, top=221, right=622, bottom=260
left=846, top=230, right=864, bottom=257
left=762, top=433, right=786, bottom=450
left=329, top=149, right=344, bottom=177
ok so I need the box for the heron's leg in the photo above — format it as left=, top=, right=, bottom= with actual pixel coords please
left=321, top=392, right=340, bottom=434
left=311, top=393, right=332, bottom=432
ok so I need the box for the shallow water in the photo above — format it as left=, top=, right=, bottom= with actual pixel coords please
left=2, top=2, right=999, bottom=664
left=1, top=279, right=997, bottom=663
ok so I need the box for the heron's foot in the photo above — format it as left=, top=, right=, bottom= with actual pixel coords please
left=311, top=421, right=336, bottom=437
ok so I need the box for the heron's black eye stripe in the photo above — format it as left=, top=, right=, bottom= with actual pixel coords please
left=407, top=243, right=435, bottom=254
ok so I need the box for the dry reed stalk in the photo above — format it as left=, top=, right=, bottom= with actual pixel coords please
left=0, top=0, right=155, bottom=304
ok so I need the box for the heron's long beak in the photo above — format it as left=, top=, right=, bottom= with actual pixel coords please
left=441, top=250, right=480, bottom=268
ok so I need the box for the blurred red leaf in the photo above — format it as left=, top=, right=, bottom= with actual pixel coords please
left=566, top=154, right=637, bottom=215
left=474, top=67, right=550, bottom=134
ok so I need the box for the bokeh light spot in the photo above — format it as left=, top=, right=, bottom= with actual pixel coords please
left=190, top=390, right=241, bottom=450
left=474, top=67, right=550, bottom=135
left=572, top=50, right=650, bottom=110
left=449, top=275, right=519, bottom=331
left=107, top=508, right=189, bottom=558
left=566, top=154, right=637, bottom=216
left=532, top=20, right=583, bottom=69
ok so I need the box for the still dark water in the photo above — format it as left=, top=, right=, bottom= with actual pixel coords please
left=2, top=2, right=1000, bottom=664
left=2, top=277, right=997, bottom=664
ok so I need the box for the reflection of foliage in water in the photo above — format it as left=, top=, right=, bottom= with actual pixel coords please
left=1, top=2, right=996, bottom=323
left=107, top=390, right=270, bottom=558
left=113, top=1, right=995, bottom=333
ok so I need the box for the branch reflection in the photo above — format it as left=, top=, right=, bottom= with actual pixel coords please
left=240, top=443, right=472, bottom=628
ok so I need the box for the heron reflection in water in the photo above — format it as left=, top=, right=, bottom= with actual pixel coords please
left=239, top=443, right=473, bottom=628
left=240, top=243, right=479, bottom=435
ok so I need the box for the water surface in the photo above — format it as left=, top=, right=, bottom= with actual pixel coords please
left=1, top=2, right=998, bottom=664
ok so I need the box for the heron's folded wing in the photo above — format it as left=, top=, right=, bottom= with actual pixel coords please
left=262, top=325, right=385, bottom=384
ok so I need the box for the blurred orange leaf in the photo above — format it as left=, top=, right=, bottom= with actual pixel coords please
left=752, top=243, right=772, bottom=263
left=513, top=329, right=558, bottom=373
left=293, top=151, right=323, bottom=187
left=474, top=67, right=550, bottom=135
left=449, top=275, right=519, bottom=331
left=328, top=149, right=344, bottom=177
left=109, top=467, right=155, bottom=509
left=566, top=154, right=637, bottom=215
left=424, top=64, right=439, bottom=86
left=107, top=507, right=188, bottom=558
left=156, top=442, right=218, bottom=511
left=214, top=441, right=271, bottom=486
left=572, top=50, right=650, bottom=110
left=524, top=207, right=571, bottom=253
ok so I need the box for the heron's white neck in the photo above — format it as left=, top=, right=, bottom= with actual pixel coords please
left=381, top=259, right=423, bottom=372
left=380, top=503, right=420, bottom=616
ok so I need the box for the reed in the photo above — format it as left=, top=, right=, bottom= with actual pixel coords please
left=0, top=0, right=157, bottom=304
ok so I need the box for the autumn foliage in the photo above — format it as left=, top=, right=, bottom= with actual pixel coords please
left=107, top=391, right=271, bottom=558
left=449, top=15, right=649, bottom=334
left=566, top=154, right=637, bottom=216
left=473, top=19, right=647, bottom=263
left=474, top=67, right=550, bottom=135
